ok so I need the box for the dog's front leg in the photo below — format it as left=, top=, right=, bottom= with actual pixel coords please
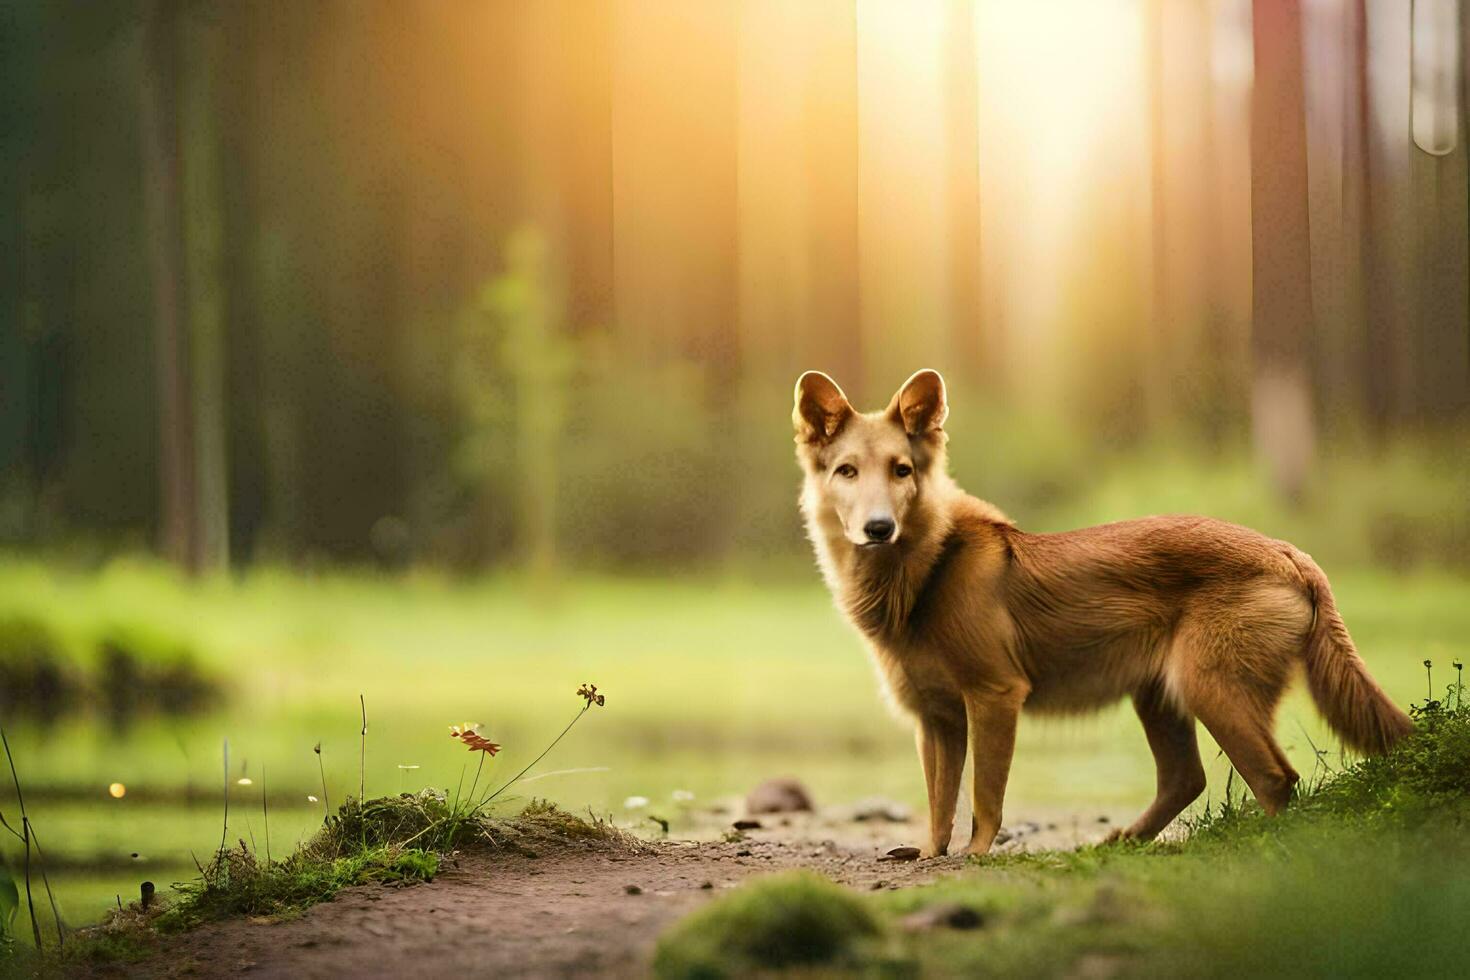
left=915, top=713, right=966, bottom=857
left=961, top=687, right=1026, bottom=856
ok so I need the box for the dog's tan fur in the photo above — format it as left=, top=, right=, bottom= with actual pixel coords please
left=794, top=369, right=1413, bottom=856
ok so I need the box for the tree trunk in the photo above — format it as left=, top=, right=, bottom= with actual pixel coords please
left=1251, top=0, right=1317, bottom=501
left=139, top=0, right=199, bottom=571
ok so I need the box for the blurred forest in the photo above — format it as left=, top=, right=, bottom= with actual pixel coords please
left=1, top=0, right=1467, bottom=575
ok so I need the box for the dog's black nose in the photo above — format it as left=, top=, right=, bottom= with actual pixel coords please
left=864, top=518, right=895, bottom=542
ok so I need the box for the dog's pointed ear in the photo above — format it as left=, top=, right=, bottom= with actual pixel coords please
left=888, top=369, right=948, bottom=435
left=793, top=371, right=853, bottom=444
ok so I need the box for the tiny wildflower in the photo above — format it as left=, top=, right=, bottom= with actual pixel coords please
left=624, top=795, right=649, bottom=809
left=108, top=782, right=126, bottom=799
left=577, top=683, right=606, bottom=708
left=450, top=724, right=501, bottom=755
left=307, top=795, right=319, bottom=803
left=237, top=777, right=253, bottom=786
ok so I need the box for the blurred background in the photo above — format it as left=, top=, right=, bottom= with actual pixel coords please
left=1, top=0, right=1468, bottom=938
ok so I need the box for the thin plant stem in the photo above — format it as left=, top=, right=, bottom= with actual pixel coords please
left=2, top=727, right=42, bottom=950
left=358, top=694, right=367, bottom=803
left=26, top=824, right=64, bottom=946
left=472, top=705, right=588, bottom=815
left=262, top=762, right=270, bottom=866
left=465, top=753, right=486, bottom=808
left=451, top=762, right=467, bottom=811
left=220, top=739, right=230, bottom=858
left=315, top=744, right=330, bottom=821
left=359, top=695, right=368, bottom=848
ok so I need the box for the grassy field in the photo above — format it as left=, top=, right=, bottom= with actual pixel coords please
left=0, top=556, right=1467, bottom=944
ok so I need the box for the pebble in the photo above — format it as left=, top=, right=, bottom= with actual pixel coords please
left=745, top=777, right=815, bottom=814
left=879, top=846, right=922, bottom=862
left=624, top=884, right=642, bottom=895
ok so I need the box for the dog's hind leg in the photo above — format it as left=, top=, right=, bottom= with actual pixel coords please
left=1175, top=598, right=1303, bottom=816
left=915, top=710, right=966, bottom=857
left=1179, top=670, right=1299, bottom=815
left=1108, top=681, right=1205, bottom=841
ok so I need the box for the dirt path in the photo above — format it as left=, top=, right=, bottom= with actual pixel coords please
left=112, top=807, right=1120, bottom=978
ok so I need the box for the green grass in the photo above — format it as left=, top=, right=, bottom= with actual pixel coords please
left=654, top=693, right=1470, bottom=979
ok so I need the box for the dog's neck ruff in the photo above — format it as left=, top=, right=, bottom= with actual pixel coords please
left=805, top=491, right=956, bottom=644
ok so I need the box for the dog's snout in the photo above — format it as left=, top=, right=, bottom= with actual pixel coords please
left=863, top=518, right=895, bottom=543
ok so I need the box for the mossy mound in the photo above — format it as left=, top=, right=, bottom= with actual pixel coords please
left=653, top=871, right=878, bottom=979
left=100, top=796, right=635, bottom=934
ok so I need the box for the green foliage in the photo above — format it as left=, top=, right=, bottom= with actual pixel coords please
left=0, top=615, right=79, bottom=719
left=653, top=871, right=878, bottom=979
left=0, top=608, right=219, bottom=723
left=94, top=623, right=219, bottom=720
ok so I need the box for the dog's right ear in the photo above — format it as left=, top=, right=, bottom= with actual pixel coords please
left=793, top=371, right=853, bottom=444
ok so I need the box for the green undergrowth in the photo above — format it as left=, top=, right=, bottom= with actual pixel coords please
left=52, top=796, right=630, bottom=971
left=655, top=685, right=1470, bottom=979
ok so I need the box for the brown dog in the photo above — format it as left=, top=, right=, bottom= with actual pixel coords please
left=793, top=368, right=1413, bottom=856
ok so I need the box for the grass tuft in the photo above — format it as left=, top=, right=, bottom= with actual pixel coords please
left=1187, top=683, right=1470, bottom=842
left=155, top=794, right=628, bottom=931
left=653, top=871, right=878, bottom=979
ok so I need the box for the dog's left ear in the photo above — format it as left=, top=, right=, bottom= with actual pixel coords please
left=888, top=369, right=948, bottom=435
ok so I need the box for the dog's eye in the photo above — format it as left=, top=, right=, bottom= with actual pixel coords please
left=894, top=463, right=913, bottom=478
left=835, top=464, right=858, bottom=479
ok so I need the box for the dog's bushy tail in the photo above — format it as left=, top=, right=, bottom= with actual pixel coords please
left=1292, top=551, right=1414, bottom=755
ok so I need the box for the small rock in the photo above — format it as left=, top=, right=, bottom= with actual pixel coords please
left=869, top=880, right=888, bottom=891
left=1096, top=815, right=1110, bottom=824
left=745, top=777, right=814, bottom=815
left=732, top=818, right=763, bottom=831
left=851, top=797, right=912, bottom=823
left=901, top=903, right=985, bottom=932
left=735, top=849, right=752, bottom=857
left=993, top=827, right=1014, bottom=846
left=699, top=881, right=714, bottom=890
left=879, top=846, right=922, bottom=862
left=624, top=884, right=642, bottom=895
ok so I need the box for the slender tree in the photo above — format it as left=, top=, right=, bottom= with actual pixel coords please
left=1250, top=0, right=1317, bottom=501
left=139, top=0, right=199, bottom=570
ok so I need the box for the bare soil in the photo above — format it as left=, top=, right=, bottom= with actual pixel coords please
left=103, top=806, right=1118, bottom=978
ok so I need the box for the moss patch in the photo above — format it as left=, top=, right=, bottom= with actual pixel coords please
left=653, top=871, right=878, bottom=979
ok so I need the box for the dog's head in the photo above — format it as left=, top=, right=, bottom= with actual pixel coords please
left=792, top=369, right=949, bottom=549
